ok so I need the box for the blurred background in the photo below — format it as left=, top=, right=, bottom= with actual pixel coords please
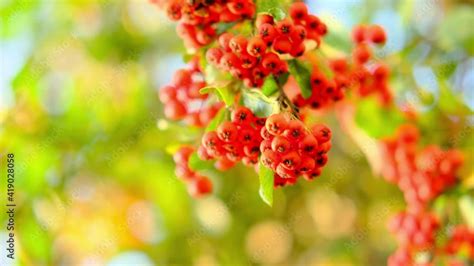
left=0, top=0, right=473, bottom=265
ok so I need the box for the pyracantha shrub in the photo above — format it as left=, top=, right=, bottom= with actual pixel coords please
left=199, top=106, right=264, bottom=170
left=150, top=1, right=470, bottom=264
left=174, top=146, right=213, bottom=196
left=159, top=58, right=223, bottom=127
left=151, top=0, right=256, bottom=49
left=205, top=3, right=328, bottom=88
left=261, top=113, right=331, bottom=187
left=380, top=124, right=464, bottom=211
left=382, top=125, right=468, bottom=265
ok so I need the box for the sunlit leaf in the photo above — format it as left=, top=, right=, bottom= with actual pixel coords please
left=188, top=153, right=214, bottom=171
left=355, top=98, right=406, bottom=138
left=261, top=75, right=279, bottom=96
left=288, top=59, right=312, bottom=99
left=459, top=194, right=474, bottom=228
left=258, top=161, right=274, bottom=206
left=206, top=108, right=228, bottom=132
left=241, top=89, right=277, bottom=117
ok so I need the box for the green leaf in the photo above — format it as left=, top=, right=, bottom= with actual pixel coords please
left=267, top=8, right=286, bottom=20
left=288, top=59, right=312, bottom=99
left=459, top=194, right=474, bottom=228
left=205, top=65, right=232, bottom=86
left=241, top=89, right=277, bottom=117
left=355, top=98, right=406, bottom=138
left=206, top=108, right=228, bottom=132
left=437, top=79, right=472, bottom=116
left=199, top=86, right=234, bottom=106
left=261, top=75, right=279, bottom=96
left=216, top=86, right=235, bottom=106
left=188, top=153, right=214, bottom=171
left=276, top=72, right=290, bottom=86
left=257, top=0, right=286, bottom=20
left=258, top=161, right=274, bottom=206
left=216, top=22, right=237, bottom=35
left=436, top=6, right=474, bottom=55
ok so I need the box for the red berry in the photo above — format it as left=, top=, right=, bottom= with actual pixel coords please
left=290, top=25, right=307, bottom=44
left=206, top=47, right=224, bottom=65
left=369, top=25, right=386, bottom=44
left=261, top=52, right=281, bottom=72
left=202, top=131, right=220, bottom=149
left=353, top=43, right=371, bottom=64
left=282, top=120, right=305, bottom=142
left=298, top=156, right=316, bottom=173
left=312, top=124, right=331, bottom=144
left=290, top=42, right=306, bottom=57
left=188, top=176, right=213, bottom=196
left=273, top=36, right=292, bottom=54
left=164, top=100, right=187, bottom=120
left=289, top=2, right=308, bottom=21
left=299, top=134, right=318, bottom=155
left=159, top=85, right=177, bottom=102
left=229, top=35, right=248, bottom=54
left=275, top=18, right=294, bottom=36
left=256, top=13, right=274, bottom=27
left=281, top=151, right=301, bottom=170
left=247, top=36, right=267, bottom=57
left=262, top=150, right=280, bottom=169
left=219, top=32, right=234, bottom=51
left=215, top=157, right=236, bottom=171
left=271, top=136, right=292, bottom=153
left=258, top=23, right=278, bottom=45
left=352, top=24, right=367, bottom=44
left=173, top=146, right=193, bottom=164
left=232, top=106, right=254, bottom=124
left=265, top=113, right=288, bottom=135
left=217, top=121, right=238, bottom=142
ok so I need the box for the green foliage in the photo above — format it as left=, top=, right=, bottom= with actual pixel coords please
left=206, top=108, right=228, bottom=132
left=188, top=153, right=214, bottom=171
left=355, top=98, right=406, bottom=138
left=459, top=194, right=474, bottom=228
left=256, top=0, right=287, bottom=20
left=258, top=162, right=274, bottom=206
left=261, top=75, right=279, bottom=96
left=288, top=59, right=312, bottom=99
left=241, top=89, right=277, bottom=117
left=436, top=6, right=474, bottom=55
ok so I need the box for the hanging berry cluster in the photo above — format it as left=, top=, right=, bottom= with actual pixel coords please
left=261, top=113, right=331, bottom=187
left=151, top=0, right=255, bottom=49
left=444, top=225, right=474, bottom=261
left=289, top=24, right=391, bottom=110
left=199, top=107, right=265, bottom=170
left=173, top=146, right=213, bottom=197
left=152, top=1, right=470, bottom=264
left=380, top=125, right=464, bottom=211
left=158, top=59, right=222, bottom=127
left=206, top=2, right=327, bottom=88
left=379, top=125, right=469, bottom=265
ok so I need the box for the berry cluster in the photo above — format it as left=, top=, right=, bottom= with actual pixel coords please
left=350, top=24, right=392, bottom=105
left=199, top=107, right=265, bottom=170
left=388, top=211, right=439, bottom=250
left=291, top=68, right=345, bottom=110
left=260, top=113, right=332, bottom=187
left=159, top=60, right=222, bottom=127
left=444, top=225, right=474, bottom=261
left=152, top=0, right=255, bottom=49
left=290, top=24, right=390, bottom=110
left=380, top=125, right=464, bottom=211
left=174, top=146, right=213, bottom=197
left=206, top=2, right=328, bottom=88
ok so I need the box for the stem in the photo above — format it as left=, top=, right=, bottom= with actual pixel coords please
left=277, top=86, right=300, bottom=120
